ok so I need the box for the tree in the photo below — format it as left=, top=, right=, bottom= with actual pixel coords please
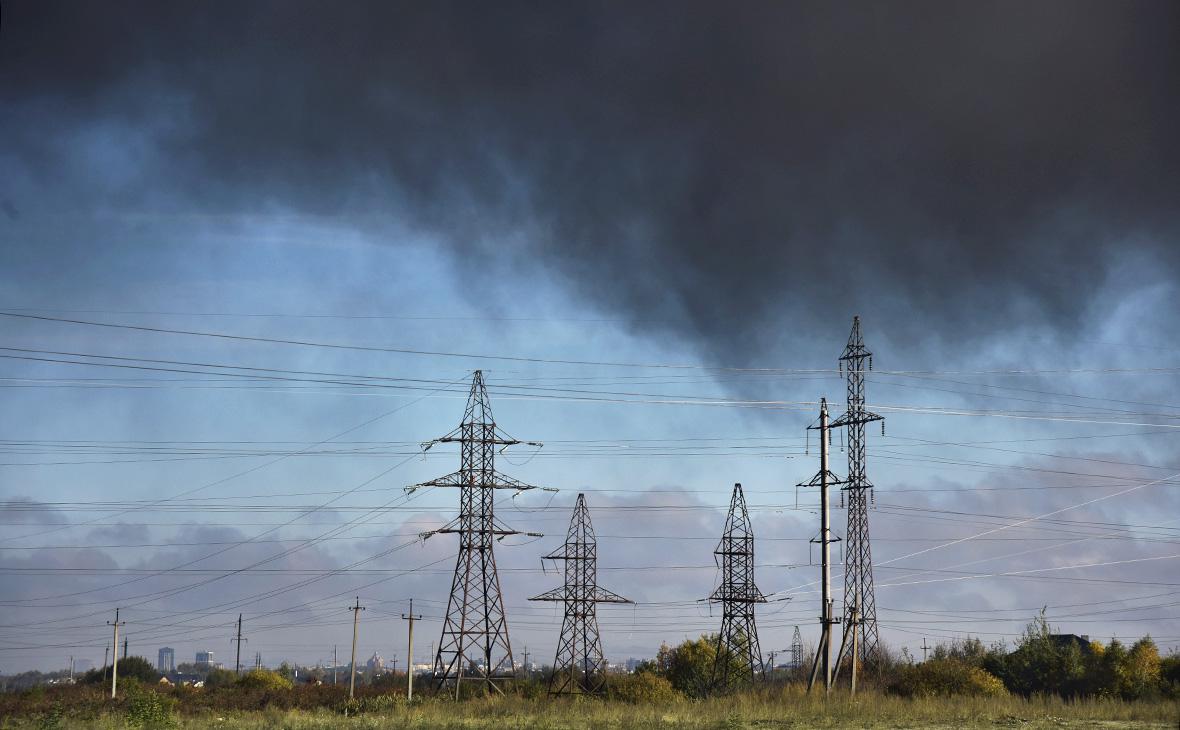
left=1121, top=637, right=1161, bottom=699
left=1160, top=651, right=1179, bottom=698
left=83, top=656, right=159, bottom=685
left=654, top=635, right=716, bottom=698
left=998, top=610, right=1084, bottom=696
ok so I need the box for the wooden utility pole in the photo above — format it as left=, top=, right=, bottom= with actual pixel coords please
left=401, top=599, right=422, bottom=701
left=921, top=638, right=930, bottom=662
left=347, top=597, right=365, bottom=700
left=107, top=609, right=125, bottom=699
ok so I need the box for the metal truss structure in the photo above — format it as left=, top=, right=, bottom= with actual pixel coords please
left=830, top=316, right=884, bottom=662
left=709, top=482, right=766, bottom=693
left=530, top=493, right=630, bottom=695
left=411, top=371, right=541, bottom=697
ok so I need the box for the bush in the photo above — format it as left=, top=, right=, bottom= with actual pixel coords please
left=125, top=685, right=177, bottom=728
left=887, top=658, right=1007, bottom=698
left=607, top=672, right=681, bottom=704
left=236, top=668, right=295, bottom=691
left=204, top=667, right=238, bottom=688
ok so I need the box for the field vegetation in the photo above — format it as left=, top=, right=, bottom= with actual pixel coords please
left=2, top=615, right=1177, bottom=729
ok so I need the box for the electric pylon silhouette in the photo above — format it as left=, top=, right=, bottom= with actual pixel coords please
left=410, top=371, right=542, bottom=697
left=830, top=316, right=884, bottom=663
left=709, top=483, right=766, bottom=693
left=530, top=493, right=631, bottom=696
left=790, top=626, right=804, bottom=670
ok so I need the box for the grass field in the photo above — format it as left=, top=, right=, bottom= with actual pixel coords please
left=2, top=686, right=1177, bottom=730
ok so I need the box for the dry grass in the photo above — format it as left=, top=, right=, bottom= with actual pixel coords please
left=1, top=684, right=1176, bottom=729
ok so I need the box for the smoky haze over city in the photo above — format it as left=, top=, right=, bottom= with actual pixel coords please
left=1, top=0, right=1179, bottom=682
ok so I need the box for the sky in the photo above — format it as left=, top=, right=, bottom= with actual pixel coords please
left=1, top=1, right=1179, bottom=674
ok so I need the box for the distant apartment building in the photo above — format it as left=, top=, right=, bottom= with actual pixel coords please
left=158, top=647, right=175, bottom=673
left=195, top=650, right=215, bottom=667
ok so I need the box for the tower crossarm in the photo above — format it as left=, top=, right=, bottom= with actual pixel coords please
left=528, top=586, right=631, bottom=604
left=828, top=409, right=882, bottom=428
left=406, top=470, right=543, bottom=492
left=709, top=585, right=767, bottom=603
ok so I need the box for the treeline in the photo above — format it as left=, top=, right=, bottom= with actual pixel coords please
left=890, top=613, right=1177, bottom=700
left=618, top=613, right=1179, bottom=701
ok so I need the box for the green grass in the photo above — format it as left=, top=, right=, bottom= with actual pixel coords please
left=2, top=686, right=1176, bottom=730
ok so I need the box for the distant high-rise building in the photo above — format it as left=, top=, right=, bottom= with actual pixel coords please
left=158, top=647, right=175, bottom=673
left=366, top=652, right=384, bottom=672
left=195, top=650, right=215, bottom=667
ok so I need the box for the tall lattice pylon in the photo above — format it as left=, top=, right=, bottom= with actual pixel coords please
left=709, top=482, right=767, bottom=693
left=530, top=493, right=631, bottom=696
left=410, top=371, right=541, bottom=697
left=830, top=316, right=884, bottom=662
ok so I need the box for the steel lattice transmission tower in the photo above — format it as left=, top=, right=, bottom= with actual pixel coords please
left=830, top=316, right=884, bottom=662
left=530, top=493, right=631, bottom=696
left=709, top=482, right=767, bottom=693
left=790, top=626, right=804, bottom=670
left=411, top=371, right=542, bottom=697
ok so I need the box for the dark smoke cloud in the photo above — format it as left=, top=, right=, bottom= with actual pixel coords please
left=3, top=1, right=1178, bottom=360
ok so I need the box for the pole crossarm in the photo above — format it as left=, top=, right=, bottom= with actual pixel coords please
left=529, top=493, right=630, bottom=696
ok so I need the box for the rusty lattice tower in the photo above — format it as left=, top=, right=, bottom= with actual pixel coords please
left=412, top=371, right=540, bottom=697
left=709, top=482, right=766, bottom=692
left=830, top=316, right=884, bottom=662
left=530, top=493, right=630, bottom=695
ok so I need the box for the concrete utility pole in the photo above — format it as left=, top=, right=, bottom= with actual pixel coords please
left=833, top=603, right=861, bottom=694
left=332, top=645, right=337, bottom=685
left=401, top=599, right=422, bottom=701
left=107, top=609, right=125, bottom=699
left=69, top=656, right=74, bottom=682
left=922, top=638, right=929, bottom=662
left=522, top=647, right=530, bottom=677
left=122, top=638, right=128, bottom=660
left=234, top=614, right=247, bottom=675
left=103, top=645, right=109, bottom=673
left=347, top=597, right=365, bottom=700
left=801, top=399, right=843, bottom=694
